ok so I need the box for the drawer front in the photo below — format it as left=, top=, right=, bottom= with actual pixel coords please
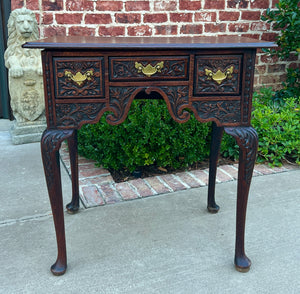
left=109, top=56, right=189, bottom=81
left=194, top=55, right=242, bottom=96
left=54, top=57, right=105, bottom=99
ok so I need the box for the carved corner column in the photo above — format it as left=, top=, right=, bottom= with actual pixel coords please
left=41, top=128, right=74, bottom=275
left=207, top=122, right=224, bottom=213
left=224, top=126, right=258, bottom=272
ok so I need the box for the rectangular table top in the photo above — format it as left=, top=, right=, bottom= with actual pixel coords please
left=23, top=36, right=276, bottom=50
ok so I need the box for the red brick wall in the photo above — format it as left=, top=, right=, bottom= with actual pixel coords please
left=11, top=0, right=300, bottom=91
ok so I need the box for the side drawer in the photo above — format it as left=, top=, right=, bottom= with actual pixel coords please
left=53, top=57, right=105, bottom=99
left=194, top=55, right=242, bottom=96
left=109, top=56, right=189, bottom=81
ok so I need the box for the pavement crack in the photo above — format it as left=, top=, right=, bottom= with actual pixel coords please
left=0, top=212, right=53, bottom=227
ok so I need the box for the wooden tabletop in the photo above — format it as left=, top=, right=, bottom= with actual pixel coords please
left=23, top=35, right=276, bottom=50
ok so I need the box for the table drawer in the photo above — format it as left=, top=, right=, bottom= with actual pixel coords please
left=109, top=56, right=189, bottom=81
left=54, top=57, right=105, bottom=99
left=194, top=55, right=242, bottom=96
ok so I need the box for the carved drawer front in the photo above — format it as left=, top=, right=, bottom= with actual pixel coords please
left=54, top=57, right=104, bottom=99
left=194, top=55, right=242, bottom=96
left=109, top=56, right=189, bottom=81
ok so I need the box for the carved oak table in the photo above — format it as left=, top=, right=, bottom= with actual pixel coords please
left=24, top=36, right=274, bottom=275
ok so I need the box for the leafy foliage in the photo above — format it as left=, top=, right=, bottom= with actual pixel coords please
left=261, top=0, right=300, bottom=59
left=221, top=88, right=300, bottom=166
left=78, top=100, right=211, bottom=172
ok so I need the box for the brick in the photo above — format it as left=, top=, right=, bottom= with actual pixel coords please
left=228, top=23, right=249, bottom=32
left=271, top=0, right=280, bottom=8
left=69, top=26, right=96, bottom=36
left=42, top=13, right=54, bottom=25
left=227, top=0, right=249, bottom=8
left=176, top=172, right=202, bottom=188
left=99, top=183, right=122, bottom=204
left=155, top=25, right=178, bottom=35
left=170, top=13, right=193, bottom=23
left=260, top=54, right=279, bottom=63
left=179, top=0, right=202, bottom=10
left=260, top=74, right=286, bottom=85
left=127, top=25, right=152, bottom=36
left=253, top=164, right=275, bottom=175
left=56, top=13, right=83, bottom=24
left=160, top=174, right=187, bottom=192
left=26, top=0, right=39, bottom=10
left=204, top=0, right=225, bottom=9
left=79, top=163, right=110, bottom=178
left=43, top=26, right=66, bottom=37
left=81, top=185, right=105, bottom=207
left=115, top=182, right=139, bottom=200
left=79, top=175, right=114, bottom=186
left=125, top=1, right=150, bottom=11
left=286, top=53, right=299, bottom=62
left=204, top=23, right=226, bottom=33
left=250, top=22, right=270, bottom=31
left=241, top=33, right=260, bottom=40
left=144, top=14, right=168, bottom=23
left=219, top=11, right=240, bottom=21
left=78, top=156, right=96, bottom=165
left=219, top=165, right=238, bottom=180
left=267, top=64, right=286, bottom=73
left=96, top=1, right=123, bottom=11
left=216, top=169, right=234, bottom=182
left=241, top=11, right=261, bottom=21
left=115, top=13, right=141, bottom=24
left=261, top=32, right=278, bottom=42
left=129, top=179, right=155, bottom=198
left=250, top=0, right=270, bottom=9
left=98, top=26, right=125, bottom=36
left=180, top=24, right=203, bottom=34
left=255, top=65, right=267, bottom=75
left=66, top=0, right=94, bottom=11
left=12, top=0, right=24, bottom=10
left=85, top=14, right=112, bottom=24
left=42, top=0, right=63, bottom=11
left=144, top=177, right=171, bottom=194
left=154, top=1, right=177, bottom=11
left=189, top=169, right=209, bottom=185
left=195, top=12, right=217, bottom=22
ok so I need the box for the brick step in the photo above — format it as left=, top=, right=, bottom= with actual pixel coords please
left=59, top=143, right=299, bottom=208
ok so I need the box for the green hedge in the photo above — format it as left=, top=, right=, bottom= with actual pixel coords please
left=78, top=100, right=211, bottom=172
left=221, top=88, right=300, bottom=166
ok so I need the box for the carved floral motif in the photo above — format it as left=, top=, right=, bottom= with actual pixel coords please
left=191, top=100, right=241, bottom=123
left=55, top=58, right=104, bottom=97
left=56, top=103, right=106, bottom=127
left=194, top=56, right=241, bottom=95
left=110, top=57, right=189, bottom=80
left=224, top=127, right=258, bottom=184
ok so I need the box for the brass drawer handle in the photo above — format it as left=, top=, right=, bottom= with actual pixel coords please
left=135, top=61, right=164, bottom=77
left=205, top=66, right=234, bottom=84
left=64, top=70, right=94, bottom=86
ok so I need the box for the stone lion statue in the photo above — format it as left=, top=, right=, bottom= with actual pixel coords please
left=4, top=7, right=45, bottom=124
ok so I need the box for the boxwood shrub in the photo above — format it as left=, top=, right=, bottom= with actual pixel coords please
left=77, top=99, right=211, bottom=172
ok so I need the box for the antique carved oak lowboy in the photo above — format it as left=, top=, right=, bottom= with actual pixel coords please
left=23, top=36, right=275, bottom=275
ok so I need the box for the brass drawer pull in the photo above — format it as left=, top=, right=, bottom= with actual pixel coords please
left=135, top=61, right=164, bottom=77
left=205, top=66, right=234, bottom=84
left=64, top=70, right=94, bottom=86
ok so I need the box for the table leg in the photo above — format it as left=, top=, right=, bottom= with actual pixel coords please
left=41, top=129, right=74, bottom=276
left=207, top=122, right=224, bottom=213
left=224, top=126, right=258, bottom=273
left=66, top=130, right=80, bottom=214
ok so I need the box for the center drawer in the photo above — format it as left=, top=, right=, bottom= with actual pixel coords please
left=109, top=56, right=189, bottom=82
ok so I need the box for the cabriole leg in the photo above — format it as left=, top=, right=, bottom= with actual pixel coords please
left=41, top=129, right=74, bottom=276
left=224, top=126, right=258, bottom=273
left=207, top=122, right=224, bottom=213
left=66, top=130, right=80, bottom=214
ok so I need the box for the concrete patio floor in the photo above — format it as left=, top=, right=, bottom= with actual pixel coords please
left=1, top=119, right=299, bottom=294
